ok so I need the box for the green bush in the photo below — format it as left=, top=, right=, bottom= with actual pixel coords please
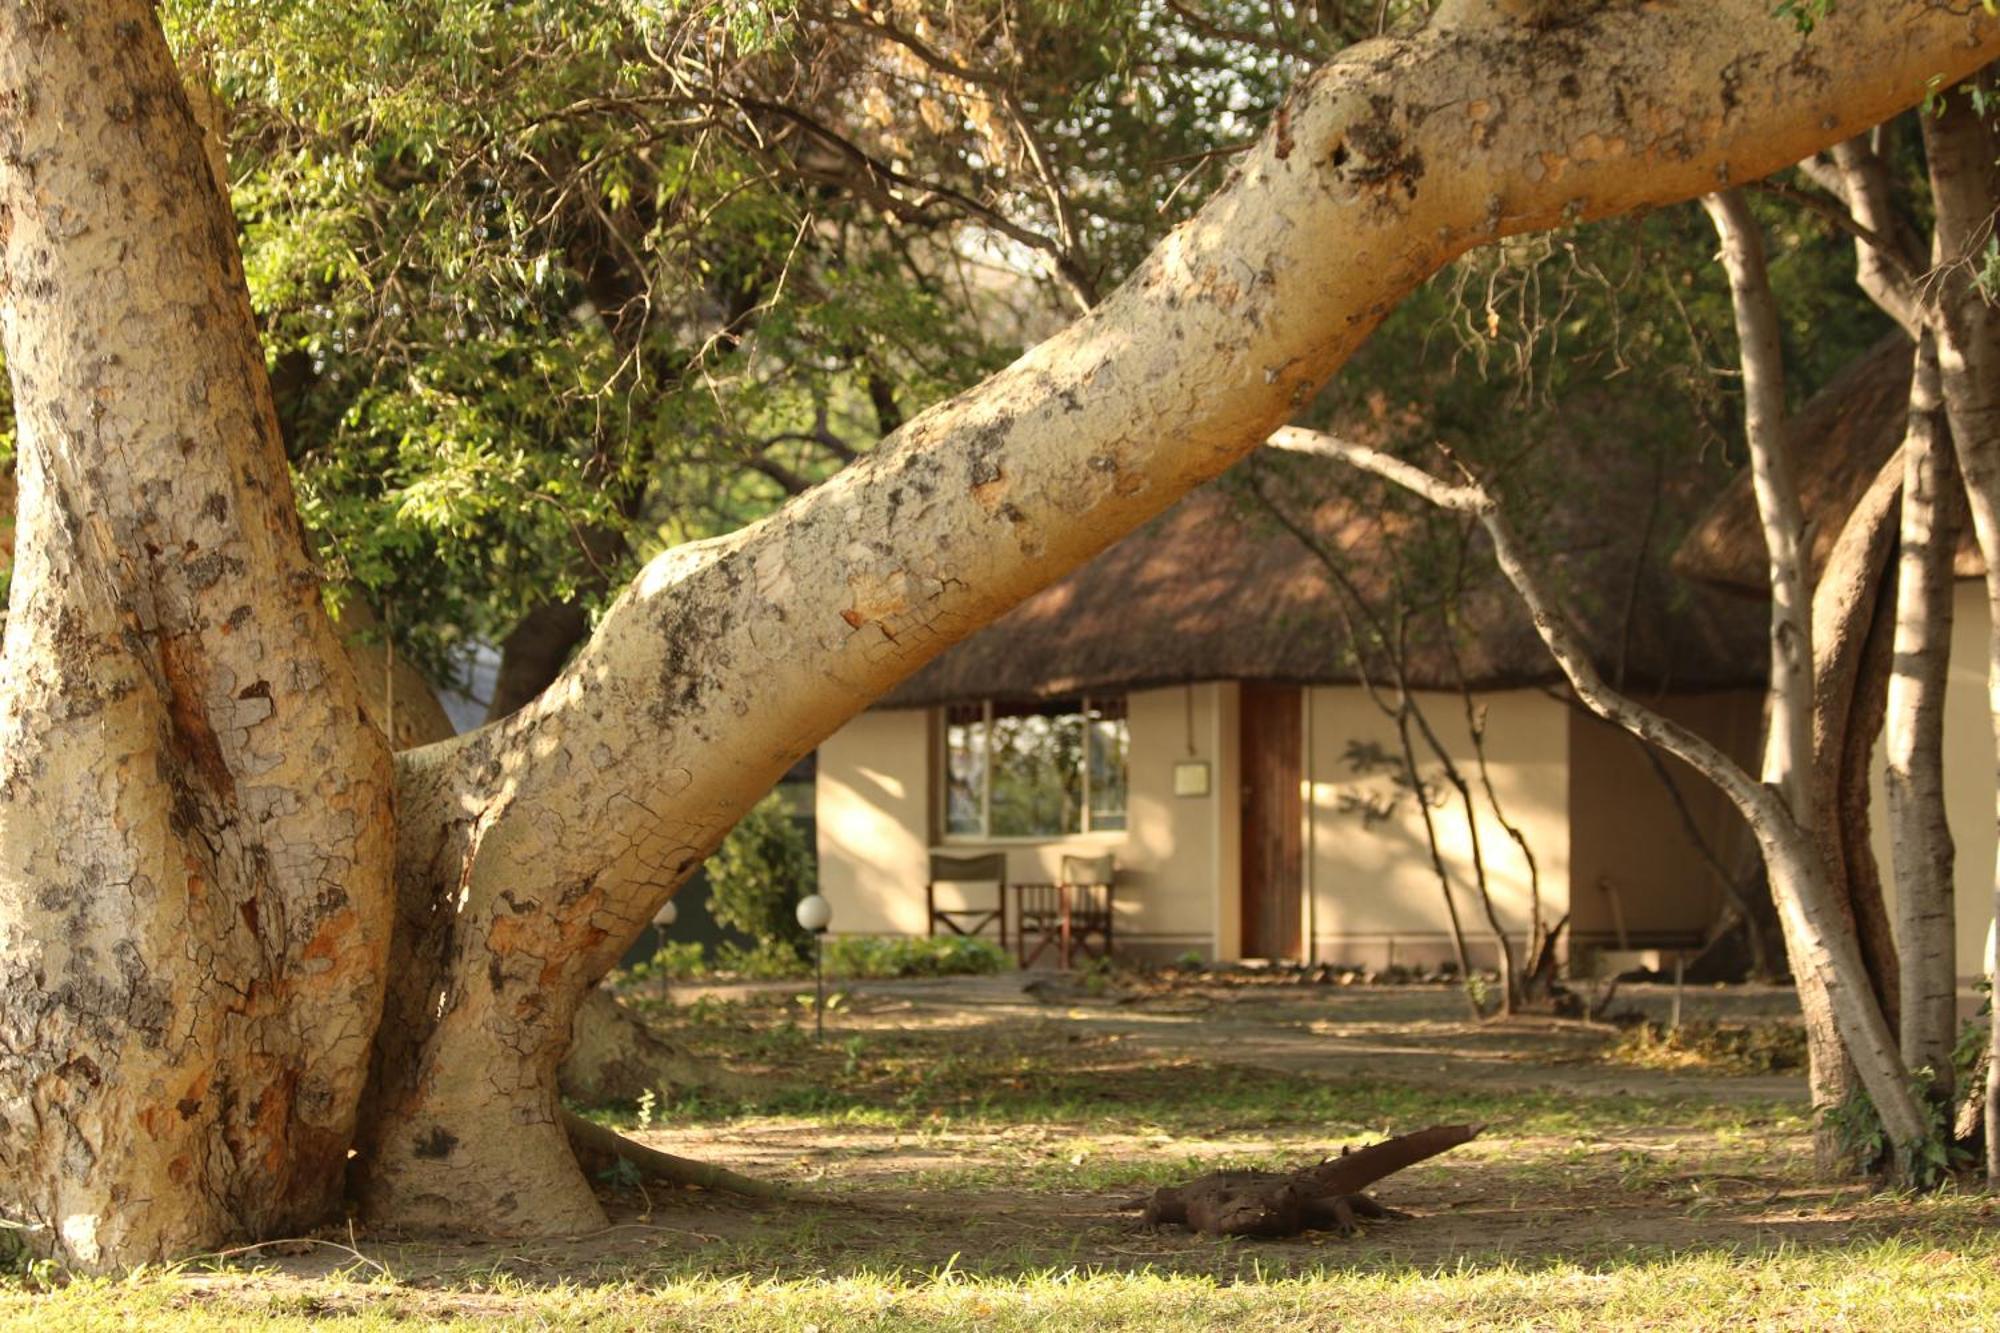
left=714, top=938, right=814, bottom=980
left=824, top=934, right=1010, bottom=979
left=706, top=790, right=814, bottom=959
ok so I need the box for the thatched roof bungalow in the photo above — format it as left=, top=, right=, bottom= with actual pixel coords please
left=818, top=410, right=1771, bottom=970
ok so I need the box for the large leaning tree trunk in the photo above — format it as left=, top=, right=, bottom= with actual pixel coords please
left=0, top=8, right=397, bottom=1266
left=3, top=0, right=1995, bottom=1270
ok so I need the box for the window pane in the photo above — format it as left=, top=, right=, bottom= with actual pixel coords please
left=944, top=704, right=985, bottom=837
left=1087, top=697, right=1129, bottom=831
left=989, top=699, right=1084, bottom=837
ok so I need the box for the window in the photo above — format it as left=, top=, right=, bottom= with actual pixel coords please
left=942, top=697, right=1128, bottom=839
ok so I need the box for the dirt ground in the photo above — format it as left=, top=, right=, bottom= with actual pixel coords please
left=192, top=972, right=2000, bottom=1303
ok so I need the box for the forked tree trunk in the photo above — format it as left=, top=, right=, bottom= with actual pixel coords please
left=1918, top=69, right=2000, bottom=1183
left=1702, top=188, right=1891, bottom=1164
left=0, top=8, right=395, bottom=1264
left=1885, top=335, right=1962, bottom=1100
left=3, top=0, right=1994, bottom=1269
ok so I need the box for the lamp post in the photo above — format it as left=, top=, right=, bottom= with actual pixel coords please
left=650, top=899, right=677, bottom=1004
left=796, top=893, right=833, bottom=1041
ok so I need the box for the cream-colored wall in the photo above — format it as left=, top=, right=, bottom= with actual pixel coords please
left=1303, top=687, right=1569, bottom=969
left=1870, top=578, right=1995, bottom=983
left=815, top=709, right=934, bottom=936
left=1567, top=690, right=1762, bottom=951
left=814, top=684, right=1234, bottom=957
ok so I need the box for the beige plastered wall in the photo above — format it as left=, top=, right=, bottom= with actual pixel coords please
left=1303, top=687, right=1570, bottom=970
left=815, top=683, right=1237, bottom=957
left=1565, top=689, right=1762, bottom=962
left=1870, top=578, right=1996, bottom=983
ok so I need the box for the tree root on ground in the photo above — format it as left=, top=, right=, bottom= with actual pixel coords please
left=1123, top=1123, right=1481, bottom=1238
left=561, top=1111, right=830, bottom=1205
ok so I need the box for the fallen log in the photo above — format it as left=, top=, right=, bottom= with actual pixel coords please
left=1127, top=1123, right=1481, bottom=1238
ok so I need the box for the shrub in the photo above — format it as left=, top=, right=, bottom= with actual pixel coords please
left=705, top=789, right=814, bottom=959
left=714, top=938, right=813, bottom=980
left=824, top=934, right=1011, bottom=979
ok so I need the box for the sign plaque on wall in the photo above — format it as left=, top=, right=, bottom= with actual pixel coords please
left=1172, top=759, right=1211, bottom=798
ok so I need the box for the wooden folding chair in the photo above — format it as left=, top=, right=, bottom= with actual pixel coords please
left=1060, top=853, right=1117, bottom=965
left=926, top=852, right=1007, bottom=945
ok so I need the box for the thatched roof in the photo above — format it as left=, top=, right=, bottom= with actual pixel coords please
left=882, top=415, right=1769, bottom=708
left=1672, top=332, right=1983, bottom=592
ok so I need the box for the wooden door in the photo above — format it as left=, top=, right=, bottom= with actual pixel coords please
left=1239, top=682, right=1302, bottom=960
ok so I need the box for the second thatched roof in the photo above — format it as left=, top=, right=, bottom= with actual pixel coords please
left=883, top=405, right=1769, bottom=709
left=1673, top=332, right=1983, bottom=592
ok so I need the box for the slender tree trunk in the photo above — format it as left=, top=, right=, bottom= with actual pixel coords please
left=1885, top=334, right=1962, bottom=1100
left=1919, top=69, right=2000, bottom=1185
left=1810, top=453, right=1905, bottom=1038
left=1703, top=188, right=1881, bottom=1164
left=0, top=7, right=395, bottom=1265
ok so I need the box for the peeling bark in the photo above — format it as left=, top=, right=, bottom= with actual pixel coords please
left=0, top=6, right=395, bottom=1266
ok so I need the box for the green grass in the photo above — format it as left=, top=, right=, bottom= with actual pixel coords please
left=5, top=1236, right=1999, bottom=1330
left=584, top=1010, right=1807, bottom=1142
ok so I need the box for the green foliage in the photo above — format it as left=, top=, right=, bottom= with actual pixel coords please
left=1824, top=1068, right=1967, bottom=1190
left=1772, top=0, right=1833, bottom=34
left=705, top=791, right=814, bottom=959
left=713, top=938, right=814, bottom=980
left=823, top=935, right=1011, bottom=980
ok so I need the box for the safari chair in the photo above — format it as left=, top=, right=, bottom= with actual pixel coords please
left=926, top=852, right=1008, bottom=945
left=1017, top=853, right=1117, bottom=969
left=1060, top=853, right=1117, bottom=965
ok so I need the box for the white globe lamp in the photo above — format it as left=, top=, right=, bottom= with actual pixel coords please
left=796, top=893, right=833, bottom=1039
left=796, top=893, right=832, bottom=934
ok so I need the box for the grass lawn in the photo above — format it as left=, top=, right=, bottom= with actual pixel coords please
left=4, top=976, right=1995, bottom=1329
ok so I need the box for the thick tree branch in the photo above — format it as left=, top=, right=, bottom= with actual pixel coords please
left=366, top=2, right=1999, bottom=1231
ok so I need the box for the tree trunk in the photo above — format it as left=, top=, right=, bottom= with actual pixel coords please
left=1810, top=454, right=1905, bottom=1023
left=1885, top=334, right=1962, bottom=1100
left=484, top=600, right=593, bottom=724
left=558, top=989, right=760, bottom=1107
left=1703, top=188, right=1902, bottom=1167
left=1918, top=67, right=2000, bottom=1185
left=0, top=7, right=395, bottom=1266
left=5, top=0, right=1994, bottom=1267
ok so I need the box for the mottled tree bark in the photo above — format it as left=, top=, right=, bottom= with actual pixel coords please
left=0, top=6, right=395, bottom=1265
left=3, top=0, right=1994, bottom=1267
left=1806, top=450, right=1906, bottom=1165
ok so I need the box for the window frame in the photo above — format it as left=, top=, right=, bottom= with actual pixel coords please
left=939, top=696, right=1128, bottom=843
